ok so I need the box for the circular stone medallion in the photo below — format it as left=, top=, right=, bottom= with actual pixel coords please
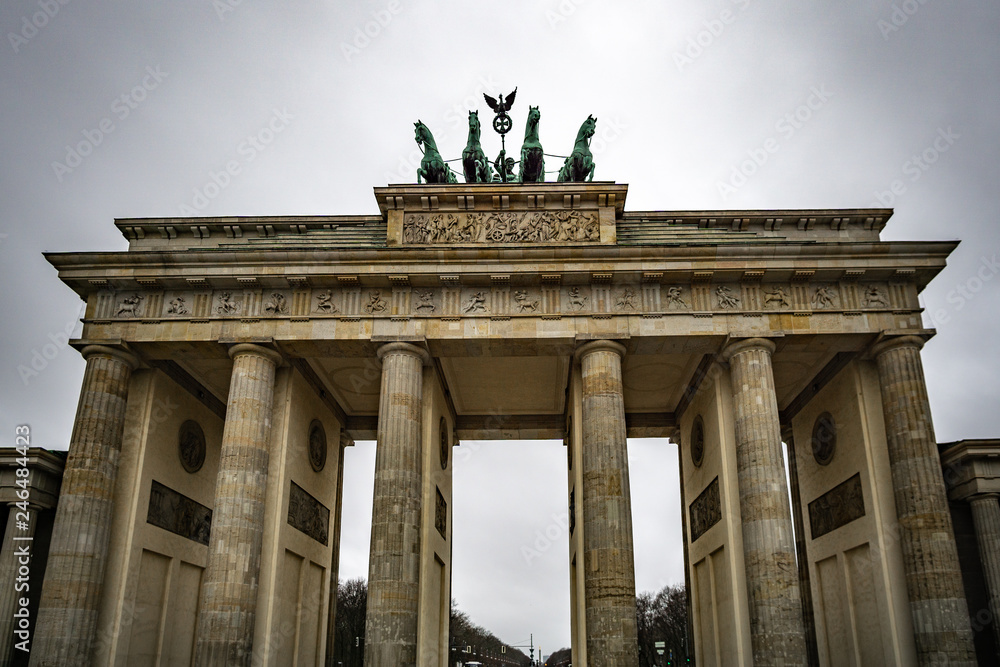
left=178, top=420, right=206, bottom=473
left=308, top=420, right=327, bottom=472
left=690, top=415, right=706, bottom=468
left=812, top=412, right=837, bottom=466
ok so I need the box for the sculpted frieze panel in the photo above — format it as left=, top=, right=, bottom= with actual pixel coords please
left=287, top=481, right=330, bottom=545
left=808, top=473, right=865, bottom=538
left=147, top=480, right=212, bottom=545
left=403, top=210, right=599, bottom=244
left=99, top=281, right=904, bottom=322
left=689, top=476, right=721, bottom=542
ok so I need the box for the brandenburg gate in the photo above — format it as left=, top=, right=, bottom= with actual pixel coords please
left=28, top=178, right=979, bottom=665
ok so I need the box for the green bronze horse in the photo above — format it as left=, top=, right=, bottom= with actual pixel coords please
left=518, top=106, right=545, bottom=183
left=462, top=111, right=492, bottom=183
left=558, top=115, right=597, bottom=182
left=414, top=120, right=457, bottom=184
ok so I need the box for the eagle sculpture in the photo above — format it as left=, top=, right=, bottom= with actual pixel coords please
left=484, top=88, right=517, bottom=115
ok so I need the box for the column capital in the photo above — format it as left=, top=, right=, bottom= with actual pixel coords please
left=869, top=334, right=925, bottom=359
left=80, top=344, right=139, bottom=370
left=376, top=341, right=430, bottom=365
left=720, top=336, right=776, bottom=362
left=227, top=342, right=282, bottom=366
left=574, top=339, right=626, bottom=362
left=970, top=492, right=1000, bottom=504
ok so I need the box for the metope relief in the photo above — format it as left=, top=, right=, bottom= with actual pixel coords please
left=414, top=290, right=436, bottom=312
left=167, top=296, right=189, bottom=315
left=863, top=285, right=890, bottom=308
left=513, top=290, right=539, bottom=313
left=716, top=286, right=740, bottom=310
left=364, top=290, right=387, bottom=314
left=402, top=210, right=599, bottom=244
left=665, top=287, right=688, bottom=309
left=263, top=292, right=288, bottom=315
left=215, top=291, right=241, bottom=316
left=314, top=289, right=340, bottom=314
left=116, top=294, right=144, bottom=318
left=764, top=287, right=790, bottom=308
left=812, top=285, right=838, bottom=309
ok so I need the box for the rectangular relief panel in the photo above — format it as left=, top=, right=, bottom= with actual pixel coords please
left=288, top=481, right=330, bottom=546
left=690, top=477, right=721, bottom=542
left=146, top=480, right=212, bottom=546
left=808, top=473, right=865, bottom=539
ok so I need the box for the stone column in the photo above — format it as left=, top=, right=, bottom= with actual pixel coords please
left=194, top=343, right=282, bottom=666
left=576, top=340, right=639, bottom=665
left=364, top=342, right=429, bottom=666
left=0, top=503, right=38, bottom=664
left=30, top=345, right=138, bottom=667
left=721, top=338, right=807, bottom=664
left=872, top=335, right=976, bottom=665
left=969, top=494, right=1000, bottom=651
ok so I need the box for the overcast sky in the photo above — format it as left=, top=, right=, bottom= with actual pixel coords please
left=2, top=0, right=999, bottom=655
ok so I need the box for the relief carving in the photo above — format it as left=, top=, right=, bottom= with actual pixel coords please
left=364, top=290, right=387, bottom=314
left=287, top=481, right=329, bottom=545
left=435, top=486, right=447, bottom=538
left=463, top=291, right=489, bottom=314
left=147, top=480, right=212, bottom=546
left=863, top=285, right=890, bottom=308
left=615, top=287, right=638, bottom=311
left=665, top=286, right=688, bottom=309
left=415, top=290, right=436, bottom=312
left=716, top=286, right=740, bottom=310
left=314, top=289, right=339, bottom=313
left=116, top=294, right=144, bottom=317
left=264, top=292, right=287, bottom=315
left=513, top=290, right=538, bottom=313
left=216, top=292, right=240, bottom=315
left=812, top=285, right=838, bottom=309
left=167, top=296, right=189, bottom=315
left=567, top=287, right=588, bottom=311
left=403, top=210, right=599, bottom=244
left=689, top=477, right=721, bottom=542
left=764, top=287, right=790, bottom=308
left=808, top=473, right=865, bottom=538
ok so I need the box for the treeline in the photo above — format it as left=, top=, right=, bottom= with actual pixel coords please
left=545, top=584, right=690, bottom=667
left=332, top=578, right=531, bottom=666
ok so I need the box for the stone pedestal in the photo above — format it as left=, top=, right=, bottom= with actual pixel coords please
left=968, top=494, right=1000, bottom=653
left=872, top=335, right=975, bottom=665
left=193, top=343, right=282, bottom=666
left=30, top=345, right=137, bottom=667
left=576, top=340, right=639, bottom=665
left=722, top=338, right=807, bottom=664
left=0, top=503, right=38, bottom=664
left=364, top=342, right=429, bottom=667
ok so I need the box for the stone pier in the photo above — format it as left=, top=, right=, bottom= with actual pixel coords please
left=577, top=340, right=639, bottom=665
left=194, top=343, right=282, bottom=666
left=722, top=338, right=807, bottom=664
left=0, top=503, right=38, bottom=664
left=30, top=345, right=137, bottom=667
left=364, top=342, right=429, bottom=666
left=872, top=335, right=976, bottom=665
left=968, top=494, right=1000, bottom=652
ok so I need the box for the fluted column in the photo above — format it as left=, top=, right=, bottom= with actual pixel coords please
left=721, top=338, right=807, bottom=665
left=194, top=343, right=282, bottom=666
left=872, top=335, right=975, bottom=665
left=576, top=340, right=638, bottom=665
left=364, top=342, right=429, bottom=667
left=0, top=503, right=39, bottom=664
left=969, top=494, right=1000, bottom=652
left=30, top=345, right=138, bottom=667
